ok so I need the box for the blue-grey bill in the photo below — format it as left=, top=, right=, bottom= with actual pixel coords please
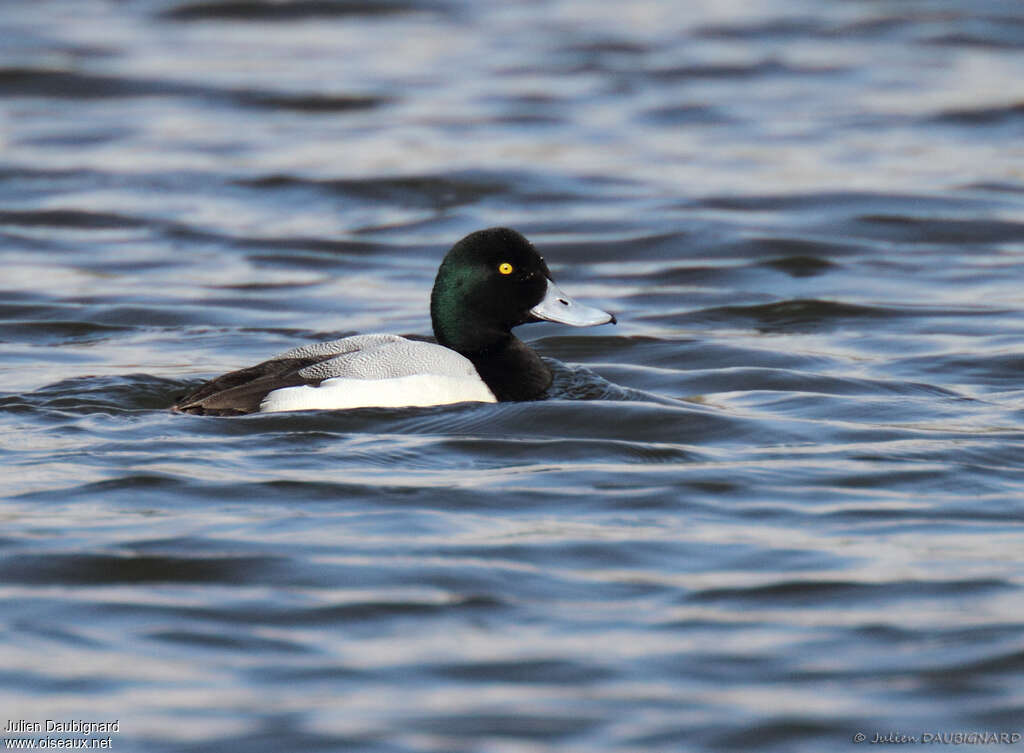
left=529, top=278, right=616, bottom=326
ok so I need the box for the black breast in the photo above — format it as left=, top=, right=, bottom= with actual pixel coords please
left=469, top=336, right=553, bottom=401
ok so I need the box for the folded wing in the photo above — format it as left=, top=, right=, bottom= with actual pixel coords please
left=174, top=335, right=494, bottom=415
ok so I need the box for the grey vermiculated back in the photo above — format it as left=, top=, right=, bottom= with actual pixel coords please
left=273, top=333, right=406, bottom=361
left=292, top=336, right=480, bottom=382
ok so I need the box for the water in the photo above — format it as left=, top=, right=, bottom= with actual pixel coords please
left=1, top=1, right=1023, bottom=751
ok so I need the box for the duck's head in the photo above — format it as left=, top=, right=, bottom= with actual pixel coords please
left=430, top=227, right=615, bottom=354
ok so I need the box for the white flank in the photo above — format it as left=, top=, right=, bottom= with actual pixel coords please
left=258, top=374, right=497, bottom=413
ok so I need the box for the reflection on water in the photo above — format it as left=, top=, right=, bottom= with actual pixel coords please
left=1, top=0, right=1024, bottom=751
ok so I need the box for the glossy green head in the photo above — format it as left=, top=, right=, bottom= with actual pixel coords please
left=430, top=227, right=553, bottom=354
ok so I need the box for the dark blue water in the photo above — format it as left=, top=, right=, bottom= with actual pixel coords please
left=2, top=1, right=1023, bottom=751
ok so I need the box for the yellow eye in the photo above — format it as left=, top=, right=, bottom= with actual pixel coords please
left=498, top=262, right=514, bottom=275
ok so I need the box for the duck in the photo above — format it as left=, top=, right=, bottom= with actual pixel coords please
left=173, top=227, right=615, bottom=415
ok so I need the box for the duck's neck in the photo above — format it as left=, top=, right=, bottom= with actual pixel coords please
left=431, top=278, right=552, bottom=401
left=432, top=316, right=551, bottom=402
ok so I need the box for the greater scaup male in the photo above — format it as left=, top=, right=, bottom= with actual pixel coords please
left=173, top=227, right=615, bottom=415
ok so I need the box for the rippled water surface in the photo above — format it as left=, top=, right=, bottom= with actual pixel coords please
left=2, top=1, right=1024, bottom=751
